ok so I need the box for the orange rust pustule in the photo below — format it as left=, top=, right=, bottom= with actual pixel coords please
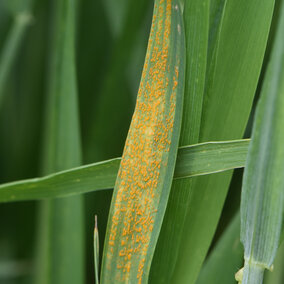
left=105, top=0, right=180, bottom=282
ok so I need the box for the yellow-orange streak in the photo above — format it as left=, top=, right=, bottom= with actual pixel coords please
left=106, top=0, right=179, bottom=282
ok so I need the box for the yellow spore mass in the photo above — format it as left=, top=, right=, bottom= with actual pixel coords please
left=101, top=0, right=184, bottom=283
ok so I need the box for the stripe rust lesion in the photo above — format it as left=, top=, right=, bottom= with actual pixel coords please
left=105, top=0, right=180, bottom=282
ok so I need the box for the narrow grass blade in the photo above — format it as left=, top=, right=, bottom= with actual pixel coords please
left=100, top=1, right=185, bottom=282
left=35, top=0, right=84, bottom=283
left=94, top=215, right=100, bottom=284
left=149, top=1, right=209, bottom=281
left=0, top=11, right=32, bottom=107
left=172, top=1, right=275, bottom=283
left=240, top=2, right=284, bottom=283
left=196, top=212, right=243, bottom=284
left=0, top=140, right=249, bottom=202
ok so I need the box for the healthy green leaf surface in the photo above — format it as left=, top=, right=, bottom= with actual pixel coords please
left=0, top=140, right=249, bottom=202
left=172, top=1, right=275, bottom=283
left=35, top=0, right=84, bottom=283
left=150, top=1, right=209, bottom=281
left=174, top=140, right=249, bottom=179
left=240, top=2, right=284, bottom=283
left=196, top=212, right=243, bottom=284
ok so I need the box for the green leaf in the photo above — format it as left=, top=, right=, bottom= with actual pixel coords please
left=35, top=0, right=85, bottom=283
left=171, top=0, right=275, bottom=283
left=174, top=140, right=249, bottom=179
left=196, top=212, right=243, bottom=284
left=149, top=1, right=210, bottom=281
left=240, top=1, right=284, bottom=283
left=0, top=140, right=249, bottom=201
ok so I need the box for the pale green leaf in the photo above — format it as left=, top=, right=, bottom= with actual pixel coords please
left=240, top=1, right=284, bottom=283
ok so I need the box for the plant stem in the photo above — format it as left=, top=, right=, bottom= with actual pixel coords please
left=242, top=261, right=265, bottom=284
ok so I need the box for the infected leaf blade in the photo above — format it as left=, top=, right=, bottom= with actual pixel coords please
left=100, top=1, right=185, bottom=283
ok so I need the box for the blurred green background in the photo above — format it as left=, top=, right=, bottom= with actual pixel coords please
left=0, top=0, right=152, bottom=283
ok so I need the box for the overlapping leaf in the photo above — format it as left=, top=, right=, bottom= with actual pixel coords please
left=150, top=1, right=210, bottom=281
left=0, top=140, right=249, bottom=203
left=171, top=1, right=275, bottom=283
